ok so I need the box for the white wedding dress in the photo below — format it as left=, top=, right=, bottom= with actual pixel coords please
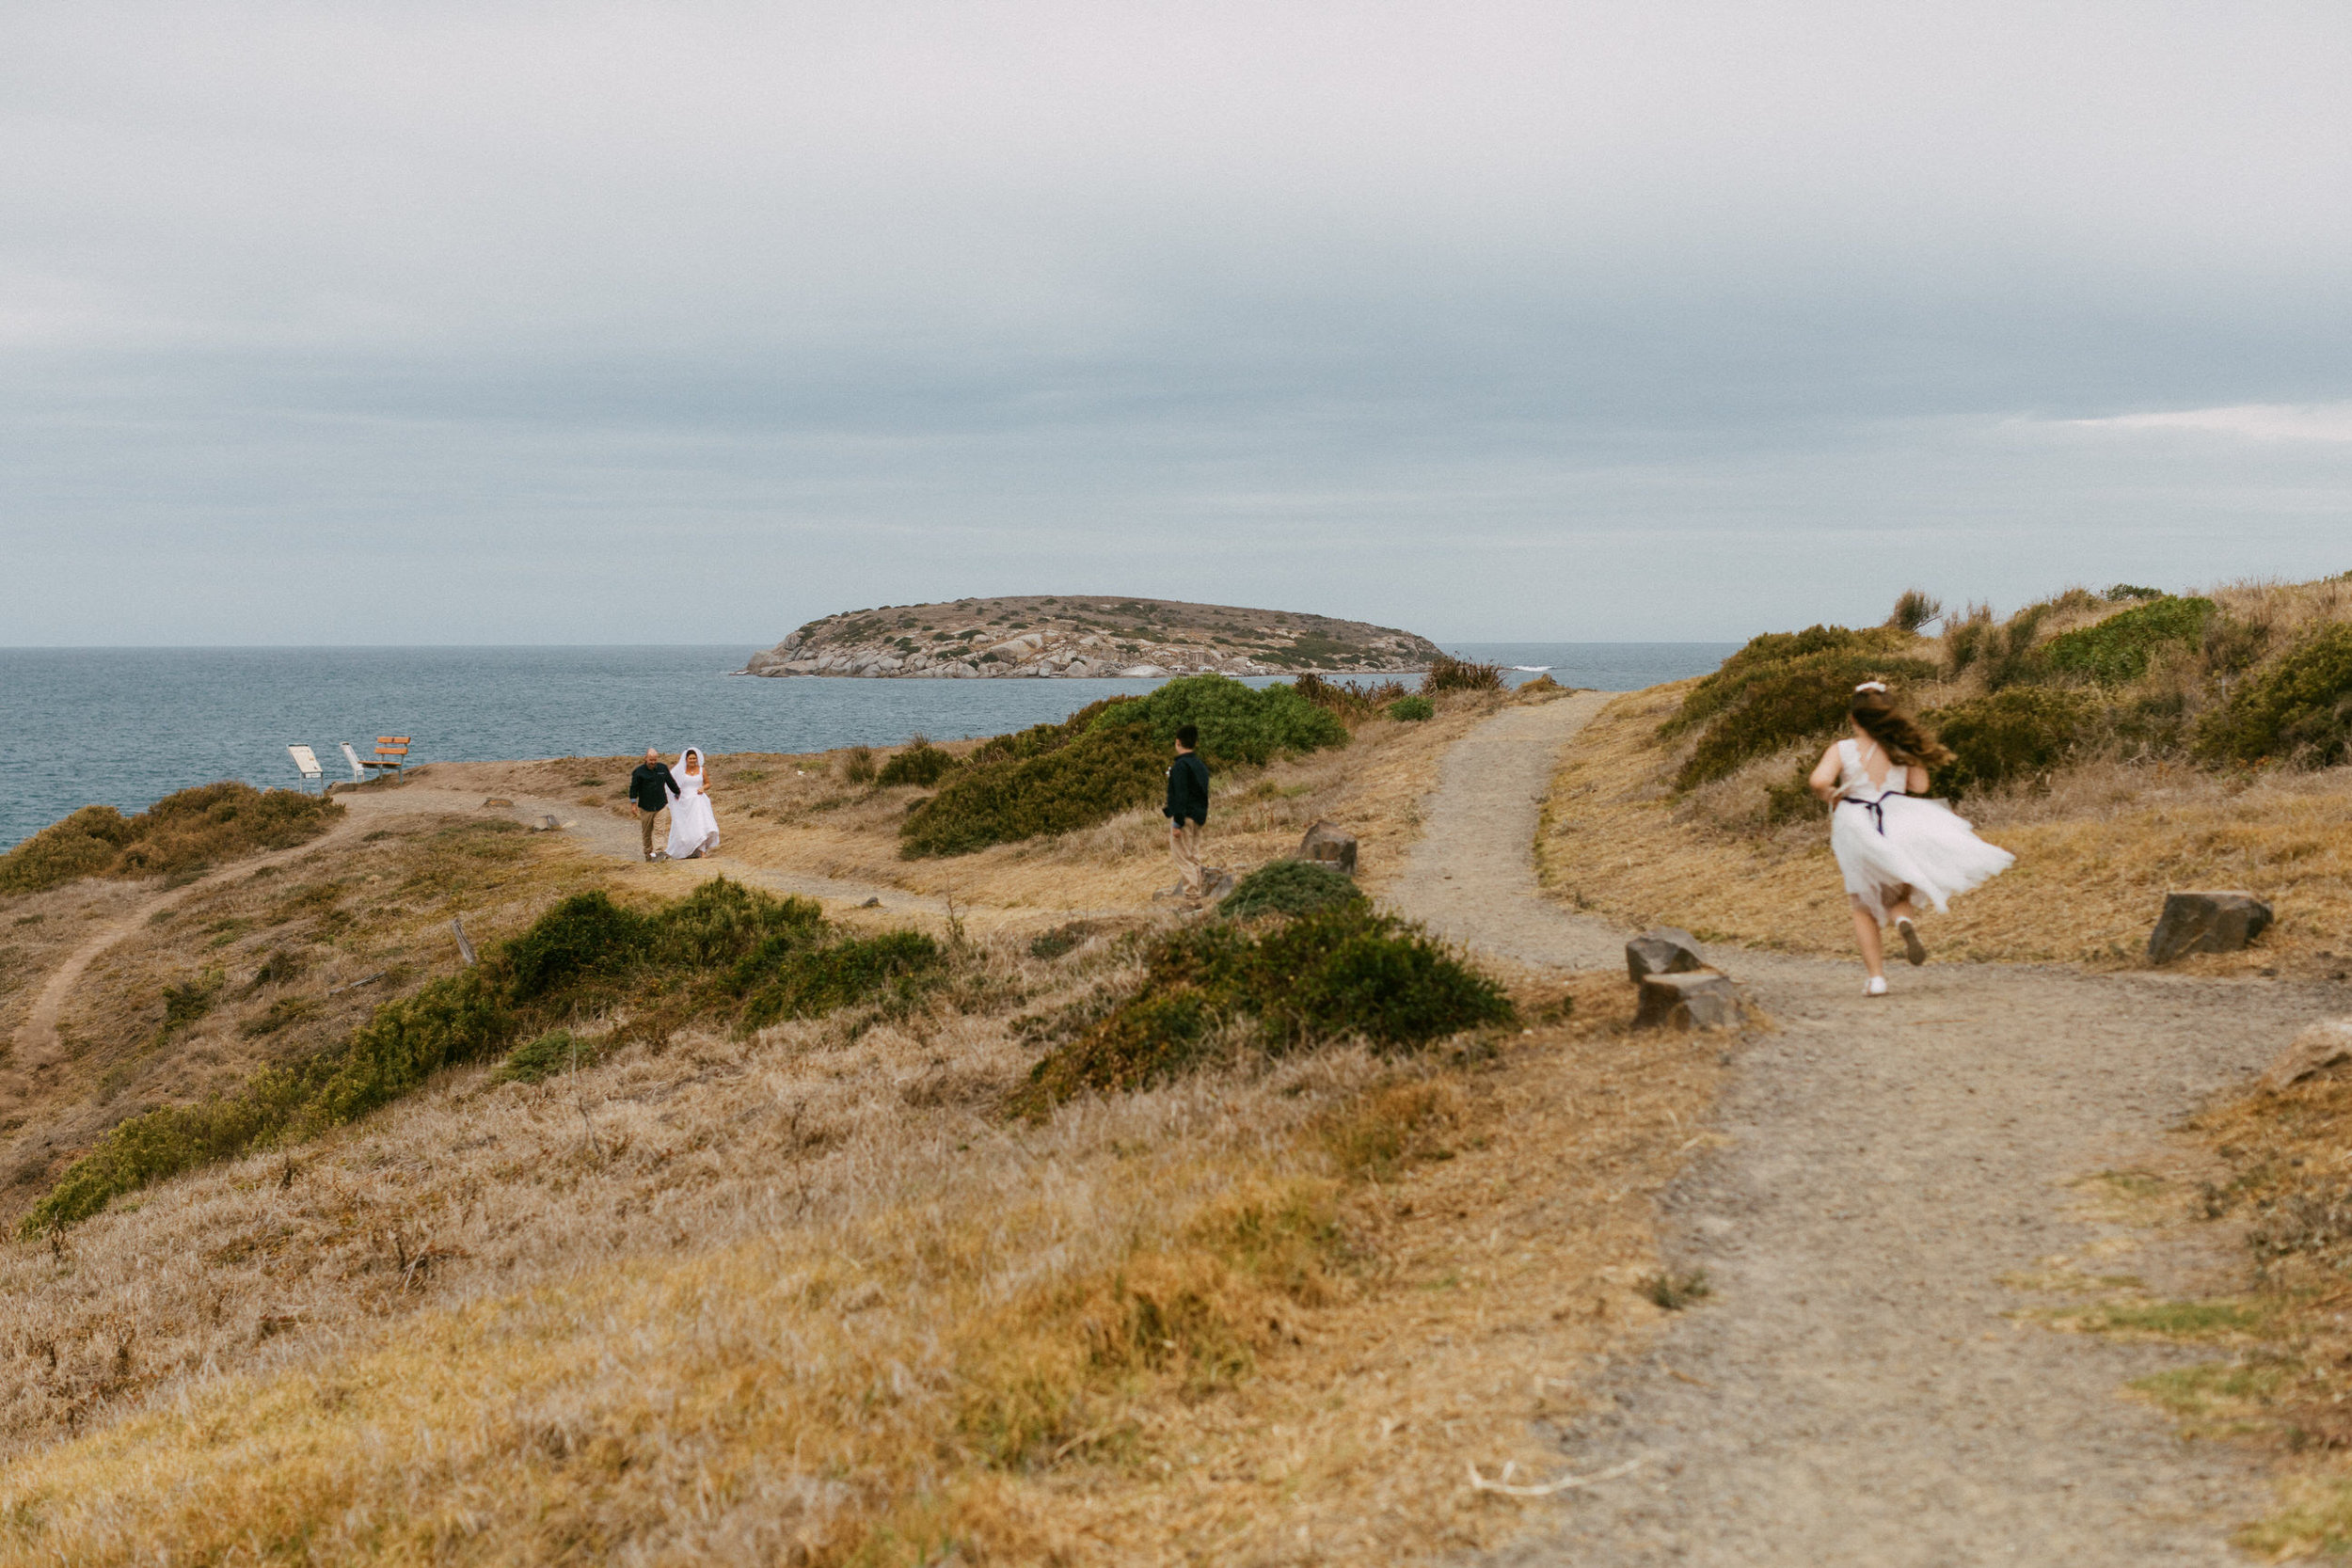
left=1829, top=737, right=2011, bottom=922
left=666, top=748, right=721, bottom=860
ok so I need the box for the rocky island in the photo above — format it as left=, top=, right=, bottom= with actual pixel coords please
left=743, top=595, right=1444, bottom=679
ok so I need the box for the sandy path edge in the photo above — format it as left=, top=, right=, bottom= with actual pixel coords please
left=1384, top=694, right=2341, bottom=1566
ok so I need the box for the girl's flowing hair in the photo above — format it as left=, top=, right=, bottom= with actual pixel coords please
left=1851, top=685, right=1954, bottom=768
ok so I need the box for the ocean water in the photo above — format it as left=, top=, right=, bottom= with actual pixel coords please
left=0, top=642, right=1731, bottom=849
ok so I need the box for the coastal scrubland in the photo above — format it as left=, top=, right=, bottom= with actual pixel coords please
left=1538, top=573, right=2352, bottom=971
left=0, top=667, right=1712, bottom=1564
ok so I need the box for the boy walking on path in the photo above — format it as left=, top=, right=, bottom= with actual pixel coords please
left=629, top=747, right=680, bottom=861
left=1164, top=724, right=1210, bottom=897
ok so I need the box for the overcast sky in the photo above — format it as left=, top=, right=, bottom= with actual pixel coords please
left=6, top=2, right=2350, bottom=645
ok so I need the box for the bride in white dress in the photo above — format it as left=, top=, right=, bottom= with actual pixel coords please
left=665, top=747, right=722, bottom=860
left=1807, top=683, right=2012, bottom=996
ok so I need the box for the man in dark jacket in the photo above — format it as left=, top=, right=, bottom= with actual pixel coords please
left=1164, top=723, right=1210, bottom=897
left=629, top=747, right=680, bottom=861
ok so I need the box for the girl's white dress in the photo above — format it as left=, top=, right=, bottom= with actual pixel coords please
left=666, top=750, right=721, bottom=860
left=1829, top=737, right=2012, bottom=922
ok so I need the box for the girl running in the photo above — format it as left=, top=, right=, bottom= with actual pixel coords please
left=1808, top=682, right=2013, bottom=995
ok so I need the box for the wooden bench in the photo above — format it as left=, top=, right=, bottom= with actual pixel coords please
left=362, top=736, right=412, bottom=780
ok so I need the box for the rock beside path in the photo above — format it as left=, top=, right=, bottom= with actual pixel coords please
left=1295, top=821, right=1359, bottom=877
left=1633, top=971, right=1743, bottom=1031
left=1627, top=926, right=1707, bottom=983
left=2147, top=891, right=2275, bottom=964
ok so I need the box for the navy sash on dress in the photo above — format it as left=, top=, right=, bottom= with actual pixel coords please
left=1840, top=793, right=1899, bottom=835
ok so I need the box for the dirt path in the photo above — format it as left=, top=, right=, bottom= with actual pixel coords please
left=1391, top=695, right=2344, bottom=1565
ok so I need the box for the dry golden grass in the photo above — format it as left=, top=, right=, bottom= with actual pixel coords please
left=1538, top=684, right=2352, bottom=974
left=0, top=817, right=607, bottom=1227
left=0, top=938, right=1715, bottom=1565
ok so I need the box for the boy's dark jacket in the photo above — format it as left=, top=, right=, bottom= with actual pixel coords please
left=629, top=761, right=680, bottom=812
left=1164, top=752, right=1210, bottom=825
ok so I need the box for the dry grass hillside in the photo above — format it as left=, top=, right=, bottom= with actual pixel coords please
left=0, top=674, right=1724, bottom=1564
left=1539, top=576, right=2352, bottom=972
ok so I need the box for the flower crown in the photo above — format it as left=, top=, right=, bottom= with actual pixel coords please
left=1853, top=681, right=1888, bottom=693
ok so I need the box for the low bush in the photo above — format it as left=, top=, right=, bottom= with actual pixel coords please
left=2195, top=622, right=2352, bottom=767
left=1012, top=904, right=1510, bottom=1114
left=24, top=879, right=927, bottom=1233
left=1099, top=674, right=1348, bottom=767
left=2041, top=595, right=2216, bottom=685
left=842, top=746, right=878, bottom=785
left=1673, top=647, right=1936, bottom=789
left=498, top=1029, right=600, bottom=1084
left=901, top=716, right=1167, bottom=858
left=1386, top=696, right=1435, bottom=722
left=736, top=929, right=942, bottom=1030
left=877, top=737, right=959, bottom=787
left=1929, top=687, right=2096, bottom=797
left=1217, top=860, right=1364, bottom=921
left=1293, top=672, right=1411, bottom=725
left=1663, top=625, right=1918, bottom=740
left=1, top=783, right=342, bottom=895
left=1422, top=656, right=1503, bottom=695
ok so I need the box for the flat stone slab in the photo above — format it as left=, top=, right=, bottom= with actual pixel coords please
left=1627, top=926, right=1707, bottom=983
left=1634, top=970, right=1742, bottom=1031
left=2147, top=891, right=2274, bottom=964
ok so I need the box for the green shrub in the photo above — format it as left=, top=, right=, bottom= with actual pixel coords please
left=1218, top=860, right=1364, bottom=921
left=1013, top=905, right=1510, bottom=1114
left=1663, top=625, right=1917, bottom=740
left=2106, top=583, right=2164, bottom=602
left=23, top=878, right=928, bottom=1233
left=2195, top=622, right=2352, bottom=767
left=877, top=738, right=959, bottom=786
left=1673, top=648, right=1936, bottom=789
left=736, top=930, right=943, bottom=1030
left=2042, top=595, right=2216, bottom=685
left=1, top=783, right=341, bottom=895
left=1422, top=656, right=1503, bottom=695
left=501, top=892, right=647, bottom=1003
left=648, top=877, right=823, bottom=969
left=1929, top=687, right=2096, bottom=797
left=901, top=717, right=1168, bottom=858
left=1100, top=674, right=1348, bottom=767
left=842, top=746, right=878, bottom=784
left=498, top=1029, right=600, bottom=1084
left=1386, top=696, right=1435, bottom=722
left=1249, top=904, right=1513, bottom=1052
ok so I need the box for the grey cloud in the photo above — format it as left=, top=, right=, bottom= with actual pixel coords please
left=4, top=2, right=2351, bottom=644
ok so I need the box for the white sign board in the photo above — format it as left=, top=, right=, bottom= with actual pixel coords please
left=287, top=744, right=323, bottom=782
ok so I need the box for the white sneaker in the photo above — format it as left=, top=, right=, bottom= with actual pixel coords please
left=1864, top=975, right=1889, bottom=997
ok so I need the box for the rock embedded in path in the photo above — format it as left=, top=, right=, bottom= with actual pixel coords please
left=1295, top=820, right=1359, bottom=877
left=1626, top=926, right=1706, bottom=983
left=2257, top=1018, right=2352, bottom=1093
left=2146, top=891, right=2274, bottom=964
left=1633, top=971, right=1742, bottom=1032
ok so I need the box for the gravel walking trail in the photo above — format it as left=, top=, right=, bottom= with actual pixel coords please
left=1391, top=693, right=2346, bottom=1566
